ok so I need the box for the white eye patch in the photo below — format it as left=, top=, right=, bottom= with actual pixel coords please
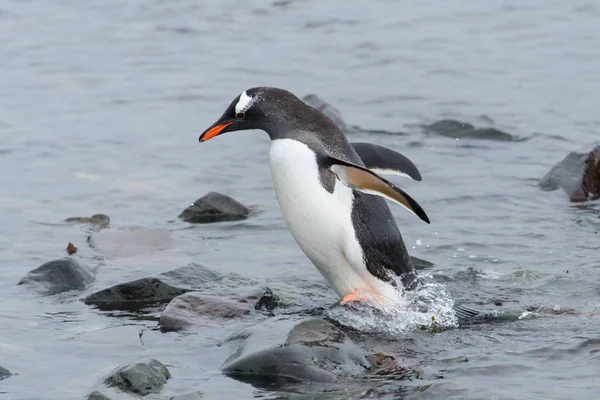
left=235, top=91, right=255, bottom=114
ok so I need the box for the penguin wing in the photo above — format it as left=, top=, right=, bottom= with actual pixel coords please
left=350, top=142, right=422, bottom=181
left=321, top=155, right=430, bottom=224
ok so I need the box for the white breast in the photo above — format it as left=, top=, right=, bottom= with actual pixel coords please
left=268, top=138, right=404, bottom=304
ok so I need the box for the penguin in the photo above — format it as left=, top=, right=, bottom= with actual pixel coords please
left=198, top=87, right=430, bottom=307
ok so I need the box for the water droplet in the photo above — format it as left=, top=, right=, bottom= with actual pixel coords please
left=416, top=239, right=422, bottom=246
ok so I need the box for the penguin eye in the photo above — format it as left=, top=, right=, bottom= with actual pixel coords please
left=235, top=112, right=245, bottom=119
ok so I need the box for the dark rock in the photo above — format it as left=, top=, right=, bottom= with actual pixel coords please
left=83, top=263, right=220, bottom=311
left=254, top=287, right=279, bottom=311
left=104, top=358, right=170, bottom=396
left=220, top=315, right=372, bottom=384
left=302, top=94, right=348, bottom=131
left=65, top=214, right=110, bottom=229
left=423, top=119, right=514, bottom=141
left=18, top=258, right=95, bottom=295
left=87, top=391, right=112, bottom=400
left=159, top=287, right=278, bottom=331
left=0, top=365, right=11, bottom=380
left=302, top=94, right=411, bottom=136
left=179, top=192, right=250, bottom=223
left=66, top=242, right=78, bottom=255
left=539, top=145, right=600, bottom=202
left=88, top=227, right=175, bottom=258
left=410, top=255, right=434, bottom=270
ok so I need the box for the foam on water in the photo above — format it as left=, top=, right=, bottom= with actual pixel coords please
left=326, top=273, right=458, bottom=336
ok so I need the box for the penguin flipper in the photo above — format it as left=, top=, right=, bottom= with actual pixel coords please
left=351, top=142, right=422, bottom=181
left=324, top=156, right=430, bottom=224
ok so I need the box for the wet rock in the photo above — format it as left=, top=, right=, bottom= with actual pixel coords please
left=83, top=263, right=220, bottom=310
left=66, top=241, right=78, bottom=255
left=423, top=119, right=514, bottom=141
left=302, top=94, right=348, bottom=131
left=88, top=227, right=175, bottom=258
left=18, top=257, right=95, bottom=295
left=87, top=391, right=112, bottom=400
left=65, top=213, right=110, bottom=229
left=179, top=192, right=250, bottom=224
left=104, top=358, right=171, bottom=396
left=539, top=145, right=600, bottom=202
left=0, top=365, right=11, bottom=380
left=410, top=255, right=434, bottom=270
left=221, top=315, right=372, bottom=384
left=159, top=287, right=278, bottom=331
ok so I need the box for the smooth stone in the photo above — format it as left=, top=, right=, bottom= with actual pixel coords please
left=178, top=192, right=250, bottom=223
left=220, top=315, right=372, bottom=384
left=18, top=257, right=95, bottom=295
left=0, top=365, right=11, bottom=380
left=159, top=287, right=279, bottom=331
left=539, top=145, right=600, bottom=202
left=65, top=214, right=110, bottom=229
left=88, top=227, right=175, bottom=258
left=424, top=119, right=514, bottom=141
left=87, top=390, right=112, bottom=400
left=83, top=263, right=220, bottom=311
left=104, top=358, right=171, bottom=396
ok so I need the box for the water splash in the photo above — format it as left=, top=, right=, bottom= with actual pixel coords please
left=325, top=273, right=458, bottom=336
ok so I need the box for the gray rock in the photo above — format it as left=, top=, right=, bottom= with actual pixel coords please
left=87, top=390, right=112, bottom=400
left=302, top=94, right=348, bottom=131
left=104, top=358, right=170, bottom=396
left=159, top=287, right=279, bottom=331
left=424, top=119, right=514, bottom=141
left=88, top=227, right=175, bottom=258
left=410, top=255, right=434, bottom=270
left=221, top=315, right=372, bottom=384
left=540, top=145, right=600, bottom=202
left=179, top=192, right=250, bottom=223
left=18, top=258, right=95, bottom=295
left=65, top=214, right=110, bottom=230
left=83, top=263, right=220, bottom=311
left=0, top=365, right=11, bottom=380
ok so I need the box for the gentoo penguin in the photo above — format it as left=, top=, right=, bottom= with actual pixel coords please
left=198, top=87, right=429, bottom=307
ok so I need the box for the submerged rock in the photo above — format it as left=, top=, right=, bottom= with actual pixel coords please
left=423, top=119, right=514, bottom=141
left=83, top=263, right=220, bottom=310
left=539, top=145, right=600, bottom=202
left=65, top=214, right=110, bottom=229
left=179, top=192, right=250, bottom=223
left=159, top=287, right=279, bottom=331
left=88, top=227, right=175, bottom=258
left=18, top=258, right=95, bottom=295
left=302, top=94, right=348, bottom=131
left=220, top=315, right=372, bottom=384
left=0, top=365, right=11, bottom=380
left=103, top=358, right=171, bottom=396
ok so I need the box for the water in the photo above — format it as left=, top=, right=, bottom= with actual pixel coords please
left=1, top=0, right=600, bottom=398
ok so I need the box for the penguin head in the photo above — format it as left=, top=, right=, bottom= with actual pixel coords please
left=199, top=87, right=331, bottom=142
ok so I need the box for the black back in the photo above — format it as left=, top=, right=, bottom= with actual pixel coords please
left=238, top=87, right=417, bottom=284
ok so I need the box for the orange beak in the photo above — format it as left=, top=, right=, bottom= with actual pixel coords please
left=199, top=122, right=233, bottom=142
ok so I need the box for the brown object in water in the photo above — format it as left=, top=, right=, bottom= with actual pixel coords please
left=66, top=242, right=78, bottom=255
left=575, top=146, right=600, bottom=202
left=539, top=144, right=600, bottom=202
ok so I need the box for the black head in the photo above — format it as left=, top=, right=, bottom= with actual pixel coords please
left=199, top=87, right=336, bottom=142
